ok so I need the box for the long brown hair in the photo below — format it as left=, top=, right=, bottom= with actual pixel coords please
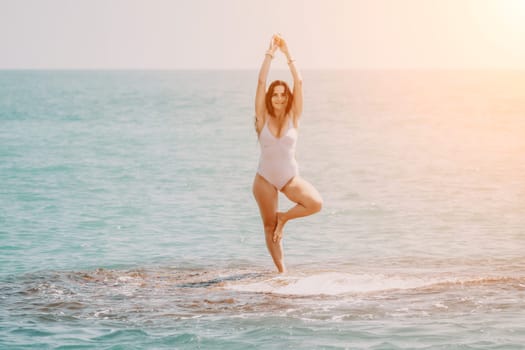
left=265, top=80, right=293, bottom=118
left=255, top=80, right=294, bottom=135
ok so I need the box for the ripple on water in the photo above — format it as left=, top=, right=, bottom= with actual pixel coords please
left=1, top=262, right=525, bottom=348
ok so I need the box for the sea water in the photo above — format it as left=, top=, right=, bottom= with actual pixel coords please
left=1, top=70, right=524, bottom=349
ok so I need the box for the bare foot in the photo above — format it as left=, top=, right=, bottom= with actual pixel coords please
left=273, top=212, right=286, bottom=243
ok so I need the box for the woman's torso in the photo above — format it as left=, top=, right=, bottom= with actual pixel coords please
left=257, top=114, right=299, bottom=189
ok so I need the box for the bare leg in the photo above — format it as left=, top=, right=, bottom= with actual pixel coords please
left=253, top=174, right=286, bottom=273
left=273, top=176, right=323, bottom=242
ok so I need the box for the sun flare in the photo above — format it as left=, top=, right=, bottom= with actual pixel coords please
left=499, top=0, right=525, bottom=32
left=470, top=0, right=525, bottom=44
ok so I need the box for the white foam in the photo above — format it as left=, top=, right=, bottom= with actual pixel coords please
left=226, top=272, right=433, bottom=296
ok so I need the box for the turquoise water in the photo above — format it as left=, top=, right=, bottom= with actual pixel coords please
left=1, top=70, right=525, bottom=349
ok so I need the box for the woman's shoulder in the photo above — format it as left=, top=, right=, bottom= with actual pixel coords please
left=289, top=112, right=300, bottom=128
left=255, top=111, right=268, bottom=134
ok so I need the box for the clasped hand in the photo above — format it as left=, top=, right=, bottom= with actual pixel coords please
left=268, top=33, right=290, bottom=56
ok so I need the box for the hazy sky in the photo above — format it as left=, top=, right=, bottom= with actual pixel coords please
left=1, top=0, right=525, bottom=69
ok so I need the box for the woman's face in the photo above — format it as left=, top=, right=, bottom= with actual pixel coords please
left=271, top=85, right=288, bottom=112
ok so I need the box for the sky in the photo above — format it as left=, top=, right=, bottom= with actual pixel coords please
left=1, top=0, right=525, bottom=69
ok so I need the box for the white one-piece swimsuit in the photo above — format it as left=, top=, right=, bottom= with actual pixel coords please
left=257, top=118, right=299, bottom=190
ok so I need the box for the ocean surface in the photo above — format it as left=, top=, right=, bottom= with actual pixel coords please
left=1, top=69, right=524, bottom=349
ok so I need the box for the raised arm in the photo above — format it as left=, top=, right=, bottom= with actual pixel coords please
left=278, top=36, right=303, bottom=121
left=255, top=36, right=279, bottom=133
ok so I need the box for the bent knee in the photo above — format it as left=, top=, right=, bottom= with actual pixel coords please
left=310, top=197, right=323, bottom=213
left=263, top=222, right=277, bottom=233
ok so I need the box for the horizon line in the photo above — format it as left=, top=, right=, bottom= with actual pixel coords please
left=1, top=67, right=525, bottom=72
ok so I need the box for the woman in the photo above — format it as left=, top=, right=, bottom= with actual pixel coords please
left=253, top=34, right=323, bottom=273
